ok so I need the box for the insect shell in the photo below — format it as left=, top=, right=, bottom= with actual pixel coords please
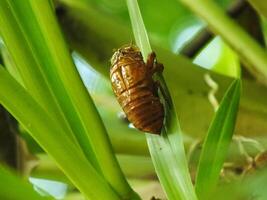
left=110, top=45, right=164, bottom=135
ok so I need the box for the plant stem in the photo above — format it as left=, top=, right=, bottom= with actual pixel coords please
left=180, top=0, right=261, bottom=58
left=179, top=0, right=267, bottom=86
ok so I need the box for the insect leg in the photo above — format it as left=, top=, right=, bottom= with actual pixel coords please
left=146, top=52, right=164, bottom=74
left=153, top=62, right=164, bottom=74
left=147, top=52, right=170, bottom=106
left=146, top=52, right=156, bottom=72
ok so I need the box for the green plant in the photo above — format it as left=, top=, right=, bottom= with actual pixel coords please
left=0, top=0, right=266, bottom=200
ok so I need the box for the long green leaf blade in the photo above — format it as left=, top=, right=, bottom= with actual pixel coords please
left=0, top=67, right=119, bottom=200
left=195, top=79, right=241, bottom=199
left=126, top=0, right=152, bottom=59
left=0, top=0, right=77, bottom=146
left=26, top=1, right=133, bottom=197
left=0, top=0, right=136, bottom=198
left=126, top=1, right=197, bottom=200
left=0, top=0, right=99, bottom=169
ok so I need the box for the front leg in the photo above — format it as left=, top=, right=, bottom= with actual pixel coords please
left=153, top=62, right=164, bottom=74
left=146, top=52, right=164, bottom=75
left=146, top=52, right=156, bottom=72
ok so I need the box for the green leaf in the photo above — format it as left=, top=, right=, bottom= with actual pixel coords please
left=0, top=0, right=99, bottom=169
left=248, top=0, right=267, bottom=20
left=0, top=0, right=137, bottom=198
left=126, top=1, right=197, bottom=200
left=195, top=79, right=241, bottom=200
left=0, top=0, right=76, bottom=146
left=194, top=37, right=240, bottom=78
left=0, top=166, right=51, bottom=200
left=32, top=154, right=155, bottom=183
left=126, top=0, right=152, bottom=59
left=179, top=0, right=267, bottom=86
left=0, top=41, right=24, bottom=85
left=0, top=67, right=120, bottom=200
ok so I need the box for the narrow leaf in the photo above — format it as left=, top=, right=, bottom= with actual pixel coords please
left=0, top=0, right=136, bottom=198
left=126, top=1, right=197, bottom=200
left=0, top=0, right=76, bottom=146
left=0, top=67, right=120, bottom=200
left=0, top=0, right=98, bottom=169
left=195, top=79, right=241, bottom=199
left=26, top=1, right=133, bottom=196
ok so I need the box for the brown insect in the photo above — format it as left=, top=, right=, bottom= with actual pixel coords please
left=110, top=45, right=164, bottom=134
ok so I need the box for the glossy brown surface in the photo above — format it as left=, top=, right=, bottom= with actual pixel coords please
left=110, top=45, right=164, bottom=134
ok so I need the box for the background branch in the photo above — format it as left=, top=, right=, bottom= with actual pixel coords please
left=180, top=0, right=264, bottom=58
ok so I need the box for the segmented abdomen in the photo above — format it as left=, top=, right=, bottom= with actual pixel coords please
left=118, top=85, right=164, bottom=134
left=110, top=55, right=164, bottom=134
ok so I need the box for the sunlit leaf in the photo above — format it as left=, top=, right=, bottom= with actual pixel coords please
left=0, top=67, right=119, bottom=199
left=0, top=0, right=137, bottom=198
left=195, top=79, right=241, bottom=199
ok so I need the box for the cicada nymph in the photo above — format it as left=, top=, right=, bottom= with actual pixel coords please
left=110, top=45, right=164, bottom=134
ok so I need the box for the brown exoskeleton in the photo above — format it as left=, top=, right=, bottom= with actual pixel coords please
left=110, top=45, right=164, bottom=134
